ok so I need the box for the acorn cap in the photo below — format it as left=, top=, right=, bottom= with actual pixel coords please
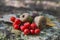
left=20, top=13, right=33, bottom=23
left=34, top=16, right=46, bottom=29
left=20, top=13, right=30, bottom=22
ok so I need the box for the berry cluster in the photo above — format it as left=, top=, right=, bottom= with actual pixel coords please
left=10, top=16, right=40, bottom=35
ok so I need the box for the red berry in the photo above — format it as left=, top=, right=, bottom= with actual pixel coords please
left=20, top=26, right=27, bottom=31
left=24, top=22, right=30, bottom=28
left=30, top=30, right=35, bottom=34
left=35, top=29, right=40, bottom=34
left=14, top=19, right=21, bottom=25
left=14, top=25, right=19, bottom=29
left=30, top=23, right=37, bottom=29
left=24, top=29, right=30, bottom=35
left=13, top=22, right=17, bottom=26
left=10, top=16, right=16, bottom=22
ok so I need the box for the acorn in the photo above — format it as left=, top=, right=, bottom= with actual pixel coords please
left=20, top=13, right=33, bottom=23
left=34, top=16, right=46, bottom=29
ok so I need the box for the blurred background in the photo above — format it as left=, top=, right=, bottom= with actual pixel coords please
left=0, top=0, right=60, bottom=19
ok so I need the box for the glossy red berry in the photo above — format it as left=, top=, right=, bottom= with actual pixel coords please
left=24, top=29, right=30, bottom=35
left=20, top=26, right=27, bottom=31
left=14, top=19, right=21, bottom=25
left=13, top=22, right=17, bottom=26
left=10, top=16, right=16, bottom=22
left=14, top=25, right=19, bottom=30
left=30, top=23, right=37, bottom=29
left=35, top=29, right=40, bottom=34
left=30, top=30, right=35, bottom=34
left=24, top=22, right=30, bottom=28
